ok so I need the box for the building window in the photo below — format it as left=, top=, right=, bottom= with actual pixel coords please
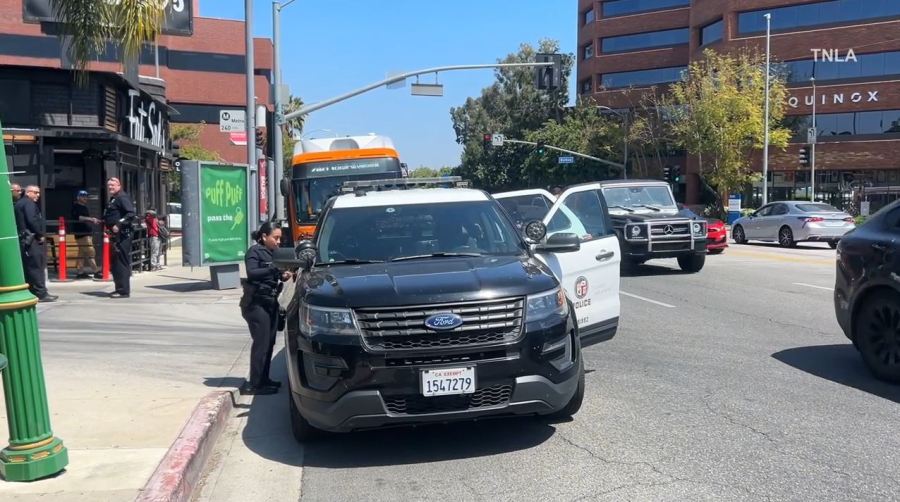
left=601, top=27, right=689, bottom=54
left=601, top=0, right=690, bottom=18
left=738, top=0, right=900, bottom=35
left=583, top=43, right=595, bottom=60
left=700, top=19, right=724, bottom=46
left=780, top=50, right=900, bottom=83
left=787, top=109, right=900, bottom=138
left=584, top=8, right=596, bottom=25
left=581, top=78, right=593, bottom=94
left=600, top=66, right=687, bottom=89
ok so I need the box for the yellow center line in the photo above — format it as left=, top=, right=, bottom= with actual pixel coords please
left=725, top=248, right=834, bottom=265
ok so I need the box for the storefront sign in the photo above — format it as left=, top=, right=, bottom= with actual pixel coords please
left=24, top=0, right=193, bottom=36
left=200, top=163, right=249, bottom=265
left=126, top=90, right=166, bottom=150
left=788, top=90, right=879, bottom=109
left=258, top=157, right=269, bottom=217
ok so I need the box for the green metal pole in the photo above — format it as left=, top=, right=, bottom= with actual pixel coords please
left=0, top=121, right=68, bottom=481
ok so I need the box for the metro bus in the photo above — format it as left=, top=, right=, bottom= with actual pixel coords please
left=282, top=134, right=404, bottom=243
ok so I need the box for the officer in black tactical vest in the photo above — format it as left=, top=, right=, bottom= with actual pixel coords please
left=103, top=177, right=136, bottom=298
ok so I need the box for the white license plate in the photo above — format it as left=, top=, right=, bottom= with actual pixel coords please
left=421, top=367, right=476, bottom=397
left=824, top=221, right=844, bottom=227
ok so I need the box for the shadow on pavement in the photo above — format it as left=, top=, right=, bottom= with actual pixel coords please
left=623, top=263, right=683, bottom=277
left=203, top=376, right=246, bottom=388
left=241, top=349, right=557, bottom=469
left=80, top=291, right=111, bottom=298
left=146, top=281, right=214, bottom=292
left=735, top=242, right=833, bottom=251
left=772, top=344, right=900, bottom=403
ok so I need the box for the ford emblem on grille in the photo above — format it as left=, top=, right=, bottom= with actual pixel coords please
left=424, top=313, right=464, bottom=331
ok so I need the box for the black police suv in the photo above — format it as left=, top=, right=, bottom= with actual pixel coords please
left=274, top=178, right=613, bottom=441
left=598, top=180, right=707, bottom=273
left=835, top=200, right=900, bottom=383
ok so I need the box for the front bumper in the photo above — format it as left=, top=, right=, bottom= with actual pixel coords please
left=622, top=238, right=707, bottom=260
left=706, top=233, right=728, bottom=250
left=286, top=314, right=580, bottom=432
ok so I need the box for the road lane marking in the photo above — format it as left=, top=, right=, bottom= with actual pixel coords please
left=793, top=282, right=834, bottom=291
left=620, top=291, right=676, bottom=308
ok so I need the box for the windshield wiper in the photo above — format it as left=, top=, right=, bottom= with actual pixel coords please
left=608, top=205, right=635, bottom=213
left=320, top=259, right=384, bottom=265
left=391, top=252, right=484, bottom=262
left=633, top=204, right=661, bottom=212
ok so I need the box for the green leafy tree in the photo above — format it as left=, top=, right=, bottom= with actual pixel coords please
left=409, top=167, right=456, bottom=178
left=450, top=39, right=572, bottom=191
left=281, top=95, right=305, bottom=176
left=168, top=123, right=221, bottom=202
left=668, top=49, right=791, bottom=208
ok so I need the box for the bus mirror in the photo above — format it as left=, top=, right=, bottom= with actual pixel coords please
left=280, top=178, right=290, bottom=197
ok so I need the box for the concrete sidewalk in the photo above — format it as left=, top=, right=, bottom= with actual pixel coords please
left=0, top=250, right=252, bottom=501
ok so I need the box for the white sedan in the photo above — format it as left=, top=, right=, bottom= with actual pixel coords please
left=732, top=201, right=855, bottom=248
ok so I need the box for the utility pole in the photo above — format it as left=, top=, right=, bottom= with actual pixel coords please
left=762, top=12, right=772, bottom=206
left=0, top=122, right=68, bottom=481
left=272, top=0, right=296, bottom=221
left=811, top=76, right=817, bottom=202
left=245, top=0, right=256, bottom=225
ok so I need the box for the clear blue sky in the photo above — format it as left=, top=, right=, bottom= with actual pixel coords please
left=200, top=1, right=577, bottom=169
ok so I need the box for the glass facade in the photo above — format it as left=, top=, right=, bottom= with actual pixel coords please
left=584, top=8, right=596, bottom=25
left=779, top=51, right=900, bottom=83
left=739, top=0, right=900, bottom=34
left=700, top=19, right=724, bottom=46
left=785, top=109, right=900, bottom=139
left=601, top=0, right=690, bottom=17
left=601, top=27, right=689, bottom=53
left=600, top=66, right=686, bottom=89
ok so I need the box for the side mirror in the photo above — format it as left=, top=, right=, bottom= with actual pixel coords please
left=280, top=178, right=290, bottom=197
left=535, top=233, right=581, bottom=253
left=523, top=220, right=547, bottom=244
left=295, top=240, right=318, bottom=271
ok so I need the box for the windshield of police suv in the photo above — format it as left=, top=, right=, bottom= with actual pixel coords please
left=601, top=185, right=677, bottom=214
left=317, top=201, right=526, bottom=263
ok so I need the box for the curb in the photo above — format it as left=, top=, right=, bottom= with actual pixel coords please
left=135, top=390, right=235, bottom=502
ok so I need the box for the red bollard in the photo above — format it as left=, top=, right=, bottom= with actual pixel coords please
left=101, top=232, right=112, bottom=281
left=53, top=216, right=72, bottom=282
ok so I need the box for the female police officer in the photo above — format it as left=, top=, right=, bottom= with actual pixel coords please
left=240, top=222, right=291, bottom=395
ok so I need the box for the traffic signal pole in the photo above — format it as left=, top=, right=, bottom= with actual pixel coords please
left=500, top=138, right=626, bottom=171
left=0, top=122, right=68, bottom=481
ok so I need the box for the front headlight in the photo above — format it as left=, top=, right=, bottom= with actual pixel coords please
left=526, top=287, right=568, bottom=322
left=300, top=304, right=360, bottom=336
left=692, top=222, right=705, bottom=236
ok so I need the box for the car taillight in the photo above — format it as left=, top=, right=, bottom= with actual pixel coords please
left=843, top=217, right=853, bottom=223
left=800, top=217, right=824, bottom=223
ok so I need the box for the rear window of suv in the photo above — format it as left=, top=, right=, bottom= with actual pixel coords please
left=797, top=203, right=840, bottom=212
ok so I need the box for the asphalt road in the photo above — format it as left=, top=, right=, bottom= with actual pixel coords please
left=203, top=242, right=900, bottom=501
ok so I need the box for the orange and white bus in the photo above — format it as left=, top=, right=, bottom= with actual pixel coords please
left=284, top=134, right=404, bottom=242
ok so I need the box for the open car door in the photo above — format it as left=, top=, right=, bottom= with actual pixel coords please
left=493, top=189, right=556, bottom=228
left=534, top=184, right=621, bottom=347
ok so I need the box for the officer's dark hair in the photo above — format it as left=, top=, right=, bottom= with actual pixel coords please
left=252, top=221, right=277, bottom=243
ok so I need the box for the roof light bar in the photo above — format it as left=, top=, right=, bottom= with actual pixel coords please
left=340, top=177, right=470, bottom=195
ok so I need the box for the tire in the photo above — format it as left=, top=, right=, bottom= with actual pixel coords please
left=289, top=391, right=322, bottom=442
left=828, top=241, right=838, bottom=249
left=677, top=253, right=706, bottom=273
left=708, top=248, right=724, bottom=255
left=733, top=225, right=747, bottom=244
left=854, top=290, right=900, bottom=383
left=620, top=257, right=639, bottom=274
left=778, top=226, right=796, bottom=248
left=549, top=355, right=584, bottom=419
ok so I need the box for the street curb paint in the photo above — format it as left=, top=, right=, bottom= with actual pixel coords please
left=135, top=390, right=234, bottom=502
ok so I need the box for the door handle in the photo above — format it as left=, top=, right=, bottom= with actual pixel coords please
left=596, top=251, right=615, bottom=262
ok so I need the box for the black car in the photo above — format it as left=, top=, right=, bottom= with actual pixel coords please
left=599, top=180, right=707, bottom=273
left=274, top=178, right=617, bottom=441
left=835, top=201, right=900, bottom=382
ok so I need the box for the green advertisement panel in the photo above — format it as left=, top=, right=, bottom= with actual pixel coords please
left=200, top=163, right=249, bottom=265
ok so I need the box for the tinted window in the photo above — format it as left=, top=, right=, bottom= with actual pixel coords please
left=790, top=109, right=900, bottom=138
left=602, top=0, right=689, bottom=17
left=584, top=8, right=596, bottom=24
left=783, top=50, right=900, bottom=83
left=756, top=205, right=773, bottom=217
left=600, top=66, right=686, bottom=89
left=739, top=0, right=900, bottom=35
left=601, top=27, right=689, bottom=53
left=700, top=19, right=724, bottom=45
left=771, top=204, right=789, bottom=216
left=496, top=194, right=552, bottom=225
left=797, top=203, right=840, bottom=212
left=563, top=190, right=609, bottom=237
left=317, top=202, right=524, bottom=263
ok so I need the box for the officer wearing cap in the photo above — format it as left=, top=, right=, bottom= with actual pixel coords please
left=103, top=178, right=136, bottom=298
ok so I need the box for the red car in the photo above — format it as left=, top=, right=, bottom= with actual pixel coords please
left=706, top=219, right=728, bottom=254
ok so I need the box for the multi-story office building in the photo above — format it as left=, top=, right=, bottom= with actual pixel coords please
left=578, top=0, right=900, bottom=209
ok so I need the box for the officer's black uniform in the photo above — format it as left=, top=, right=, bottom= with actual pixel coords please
left=14, top=196, right=48, bottom=298
left=241, top=243, right=282, bottom=389
left=104, top=190, right=136, bottom=296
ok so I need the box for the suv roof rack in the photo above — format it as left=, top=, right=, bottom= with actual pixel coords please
left=341, top=177, right=470, bottom=195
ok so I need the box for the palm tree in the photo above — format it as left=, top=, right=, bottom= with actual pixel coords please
left=282, top=95, right=306, bottom=138
left=50, top=0, right=164, bottom=78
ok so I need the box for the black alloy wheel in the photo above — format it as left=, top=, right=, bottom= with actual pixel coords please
left=855, top=290, right=900, bottom=383
left=733, top=225, right=747, bottom=244
left=779, top=226, right=796, bottom=248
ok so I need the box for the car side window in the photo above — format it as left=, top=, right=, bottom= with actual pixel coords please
left=771, top=204, right=788, bottom=216
left=756, top=205, right=772, bottom=217
left=562, top=190, right=608, bottom=238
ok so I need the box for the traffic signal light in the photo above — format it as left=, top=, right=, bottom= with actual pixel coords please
left=663, top=166, right=672, bottom=182
left=799, top=145, right=810, bottom=167
left=672, top=165, right=682, bottom=183
left=534, top=53, right=563, bottom=90
left=535, top=141, right=546, bottom=155
left=255, top=128, right=266, bottom=150
left=483, top=134, right=492, bottom=149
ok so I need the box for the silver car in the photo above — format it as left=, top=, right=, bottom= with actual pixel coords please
left=732, top=201, right=855, bottom=248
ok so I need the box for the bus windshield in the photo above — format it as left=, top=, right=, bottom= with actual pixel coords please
left=293, top=157, right=402, bottom=222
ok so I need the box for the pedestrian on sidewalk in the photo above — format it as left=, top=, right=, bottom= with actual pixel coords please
left=145, top=209, right=162, bottom=271
left=71, top=190, right=101, bottom=279
left=10, top=182, right=22, bottom=202
left=239, top=221, right=290, bottom=396
left=103, top=177, right=135, bottom=299
left=15, top=185, right=57, bottom=302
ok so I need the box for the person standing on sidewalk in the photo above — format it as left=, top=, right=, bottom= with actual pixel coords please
left=145, top=209, right=162, bottom=271
left=239, top=222, right=290, bottom=395
left=103, top=177, right=135, bottom=298
left=15, top=185, right=57, bottom=302
left=71, top=190, right=101, bottom=279
left=10, top=182, right=22, bottom=202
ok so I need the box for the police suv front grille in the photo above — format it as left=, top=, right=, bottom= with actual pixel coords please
left=355, top=298, right=524, bottom=352
left=649, top=222, right=691, bottom=238
left=384, top=349, right=511, bottom=367
left=383, top=384, right=513, bottom=415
